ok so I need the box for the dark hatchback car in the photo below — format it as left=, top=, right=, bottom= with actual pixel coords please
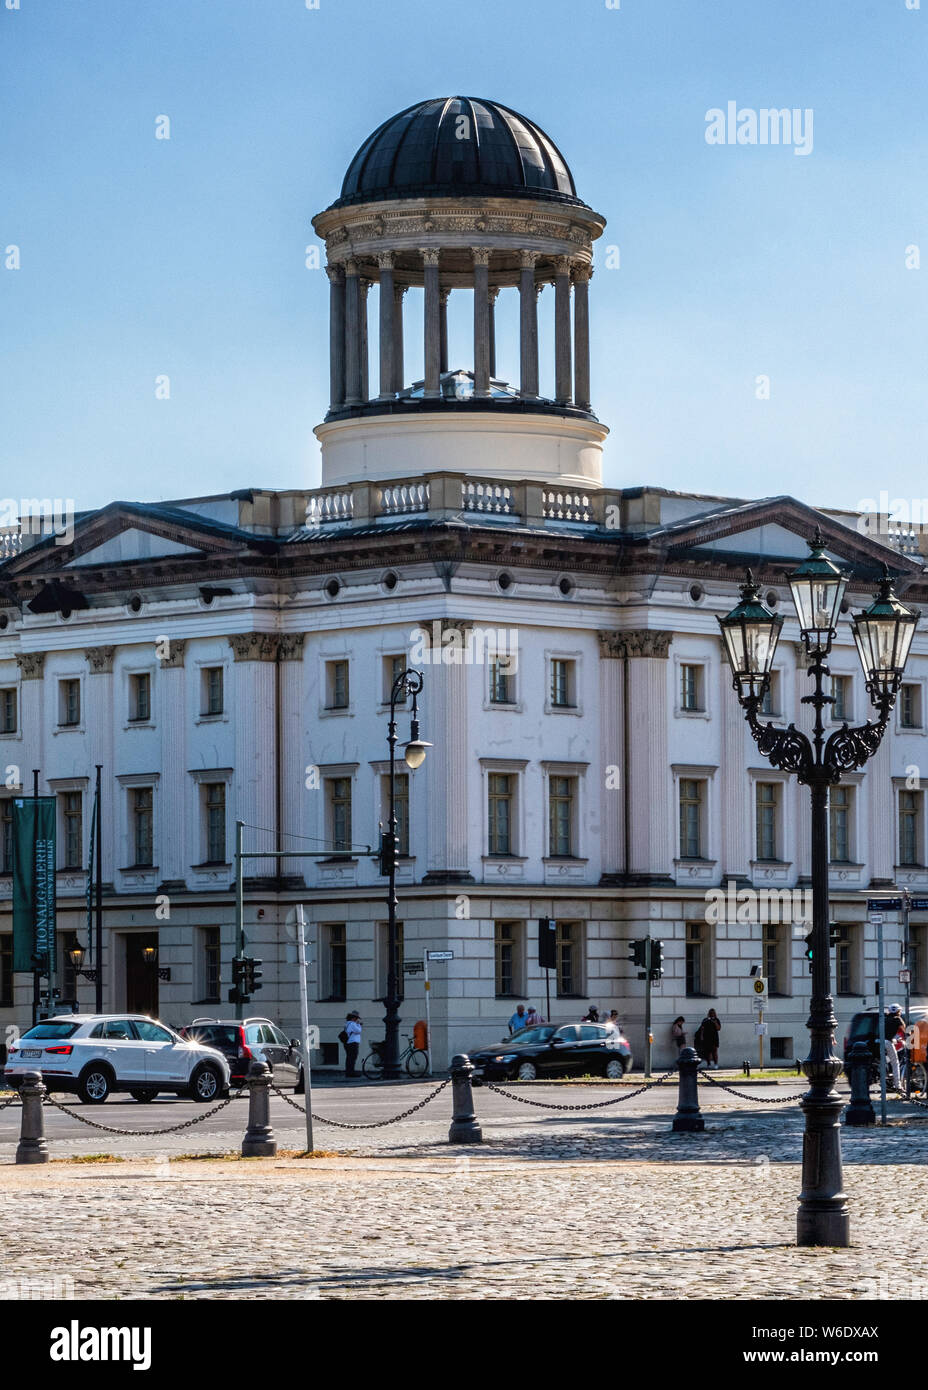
left=180, top=1018, right=304, bottom=1091
left=468, top=1023, right=632, bottom=1083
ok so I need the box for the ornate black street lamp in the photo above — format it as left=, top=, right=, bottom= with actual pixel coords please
left=381, top=669, right=429, bottom=1080
left=67, top=941, right=98, bottom=985
left=719, top=532, right=919, bottom=1247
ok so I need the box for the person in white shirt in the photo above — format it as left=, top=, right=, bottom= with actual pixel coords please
left=343, top=1012, right=362, bottom=1077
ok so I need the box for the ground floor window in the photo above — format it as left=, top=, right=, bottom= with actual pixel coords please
left=556, top=921, right=583, bottom=997
left=376, top=921, right=404, bottom=1002
left=319, top=923, right=347, bottom=1002
left=686, top=921, right=711, bottom=996
left=494, top=920, right=524, bottom=998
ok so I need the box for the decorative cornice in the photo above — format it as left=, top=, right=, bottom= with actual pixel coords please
left=158, top=638, right=186, bottom=669
left=278, top=633, right=306, bottom=662
left=228, top=633, right=279, bottom=663
left=15, top=652, right=45, bottom=680
left=598, top=629, right=673, bottom=660
left=85, top=645, right=116, bottom=674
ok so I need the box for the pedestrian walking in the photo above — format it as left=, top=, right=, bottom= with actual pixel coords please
left=340, top=1012, right=362, bottom=1077
left=525, top=1006, right=541, bottom=1027
left=671, top=1017, right=687, bottom=1051
left=695, top=1009, right=721, bottom=1068
left=508, top=1004, right=528, bottom=1034
left=884, top=1005, right=904, bottom=1090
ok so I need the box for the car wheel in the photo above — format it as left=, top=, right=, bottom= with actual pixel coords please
left=605, top=1058, right=624, bottom=1080
left=189, top=1063, right=221, bottom=1102
left=913, top=1063, right=928, bottom=1096
left=516, top=1061, right=537, bottom=1081
left=77, top=1066, right=113, bottom=1105
left=129, top=1089, right=158, bottom=1103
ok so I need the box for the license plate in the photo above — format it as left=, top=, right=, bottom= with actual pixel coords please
left=21, top=1049, right=42, bottom=1059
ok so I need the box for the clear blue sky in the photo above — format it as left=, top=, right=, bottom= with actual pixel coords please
left=2, top=0, right=926, bottom=513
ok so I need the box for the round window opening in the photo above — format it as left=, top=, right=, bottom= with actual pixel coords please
left=128, top=595, right=143, bottom=614
left=498, top=573, right=513, bottom=592
left=325, top=578, right=341, bottom=599
left=558, top=577, right=573, bottom=596
left=0, top=614, right=8, bottom=631
left=765, top=590, right=778, bottom=609
left=382, top=571, right=398, bottom=592
left=689, top=583, right=705, bottom=604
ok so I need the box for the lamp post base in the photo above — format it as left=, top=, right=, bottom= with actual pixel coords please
left=796, top=1048, right=850, bottom=1249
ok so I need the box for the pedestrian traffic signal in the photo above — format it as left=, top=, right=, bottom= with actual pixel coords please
left=628, top=938, right=649, bottom=970
left=649, top=939, right=664, bottom=982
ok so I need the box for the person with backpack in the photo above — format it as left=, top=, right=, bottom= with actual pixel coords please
left=339, top=1012, right=362, bottom=1077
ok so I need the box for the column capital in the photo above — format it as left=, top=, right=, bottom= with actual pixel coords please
left=471, top=247, right=491, bottom=267
left=278, top=633, right=306, bottom=662
left=598, top=629, right=673, bottom=660
left=359, top=277, right=372, bottom=295
left=394, top=282, right=408, bottom=301
left=439, top=286, right=451, bottom=305
left=376, top=251, right=395, bottom=270
left=519, top=250, right=538, bottom=269
left=15, top=652, right=45, bottom=680
left=325, top=263, right=345, bottom=284
left=488, top=286, right=501, bottom=304
left=554, top=254, right=572, bottom=276
left=421, top=248, right=441, bottom=267
left=344, top=257, right=360, bottom=277
left=85, top=646, right=116, bottom=674
left=572, top=262, right=593, bottom=283
left=228, top=633, right=279, bottom=663
left=157, top=638, right=187, bottom=669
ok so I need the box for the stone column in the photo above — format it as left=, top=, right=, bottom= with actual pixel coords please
left=488, top=287, right=499, bottom=380
left=519, top=251, right=539, bottom=399
left=622, top=631, right=674, bottom=882
left=554, top=256, right=573, bottom=405
left=393, top=284, right=406, bottom=394
left=422, top=619, right=473, bottom=883
left=359, top=278, right=370, bottom=403
left=157, top=640, right=187, bottom=889
left=228, top=635, right=279, bottom=881
left=326, top=264, right=346, bottom=411
left=84, top=646, right=116, bottom=885
left=344, top=260, right=361, bottom=406
left=377, top=253, right=395, bottom=401
left=439, top=288, right=450, bottom=374
left=422, top=250, right=441, bottom=399
left=278, top=635, right=306, bottom=886
left=572, top=263, right=591, bottom=411
left=597, top=633, right=625, bottom=879
left=473, top=249, right=491, bottom=399
left=718, top=639, right=751, bottom=884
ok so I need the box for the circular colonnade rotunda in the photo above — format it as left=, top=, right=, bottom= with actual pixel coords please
left=312, top=96, right=609, bottom=489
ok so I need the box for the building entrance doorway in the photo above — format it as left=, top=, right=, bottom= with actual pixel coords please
left=125, top=932, right=159, bottom=1016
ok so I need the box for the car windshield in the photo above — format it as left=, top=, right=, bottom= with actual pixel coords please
left=508, top=1026, right=555, bottom=1045
left=849, top=1015, right=876, bottom=1039
left=19, top=1022, right=79, bottom=1041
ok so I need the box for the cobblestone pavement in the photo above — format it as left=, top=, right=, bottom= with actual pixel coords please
left=1, top=1079, right=927, bottom=1299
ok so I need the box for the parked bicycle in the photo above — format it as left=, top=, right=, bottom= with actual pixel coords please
left=362, top=1034, right=429, bottom=1079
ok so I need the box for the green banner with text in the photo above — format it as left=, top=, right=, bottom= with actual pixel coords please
left=11, top=797, right=57, bottom=974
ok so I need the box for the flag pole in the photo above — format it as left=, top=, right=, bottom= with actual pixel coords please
left=95, top=765, right=103, bottom=1013
left=31, top=769, right=39, bottom=1027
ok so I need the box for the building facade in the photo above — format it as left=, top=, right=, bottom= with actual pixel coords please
left=1, top=97, right=926, bottom=1069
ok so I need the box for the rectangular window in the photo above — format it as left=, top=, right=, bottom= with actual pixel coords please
left=0, top=799, right=12, bottom=874
left=489, top=658, right=514, bottom=705
left=756, top=782, right=779, bottom=861
left=329, top=777, right=352, bottom=854
left=556, top=921, right=582, bottom=997
left=763, top=924, right=788, bottom=996
left=203, top=667, right=224, bottom=716
left=829, top=785, right=852, bottom=862
left=380, top=773, right=409, bottom=857
left=680, top=664, right=703, bottom=712
left=320, top=923, right=347, bottom=1002
left=383, top=655, right=407, bottom=705
left=835, top=925, right=855, bottom=996
left=377, top=921, right=404, bottom=1002
left=0, top=688, right=17, bottom=734
left=901, top=683, right=922, bottom=729
left=679, top=779, right=704, bottom=859
left=326, top=660, right=350, bottom=710
left=913, top=924, right=928, bottom=996
left=129, top=673, right=151, bottom=722
left=760, top=672, right=779, bottom=717
left=205, top=783, right=226, bottom=863
left=62, top=791, right=82, bottom=869
left=0, top=933, right=11, bottom=1006
left=201, top=926, right=220, bottom=1003
left=548, top=775, right=575, bottom=857
left=132, top=787, right=153, bottom=867
left=488, top=773, right=513, bottom=856
left=550, top=658, right=575, bottom=709
left=686, top=922, right=707, bottom=996
left=769, top=1036, right=790, bottom=1061
left=59, top=679, right=80, bottom=727
left=494, top=920, right=524, bottom=998
left=899, top=790, right=922, bottom=866
left=832, top=675, right=851, bottom=721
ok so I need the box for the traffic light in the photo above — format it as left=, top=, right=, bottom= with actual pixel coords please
left=804, top=932, right=814, bottom=973
left=628, top=938, right=649, bottom=978
left=379, top=828, right=396, bottom=877
left=649, top=939, right=664, bottom=982
left=244, top=957, right=263, bottom=994
left=229, top=956, right=248, bottom=1005
left=829, top=923, right=843, bottom=947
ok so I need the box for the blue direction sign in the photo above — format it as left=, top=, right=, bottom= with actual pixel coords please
left=910, top=899, right=928, bottom=911
left=867, top=898, right=902, bottom=911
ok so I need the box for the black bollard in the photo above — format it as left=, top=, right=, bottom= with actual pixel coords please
left=672, top=1045, right=705, bottom=1133
left=844, top=1039, right=875, bottom=1127
left=15, top=1071, right=49, bottom=1165
left=241, top=1060, right=277, bottom=1157
left=448, top=1054, right=483, bottom=1144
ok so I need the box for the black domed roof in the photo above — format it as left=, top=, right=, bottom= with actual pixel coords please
left=334, top=97, right=583, bottom=208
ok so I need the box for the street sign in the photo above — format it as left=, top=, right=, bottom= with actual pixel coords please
left=754, top=1022, right=768, bottom=1036
left=403, top=960, right=424, bottom=975
left=910, top=899, right=928, bottom=911
left=426, top=950, right=454, bottom=962
left=899, top=968, right=912, bottom=985
left=867, top=898, right=902, bottom=911
left=753, top=978, right=767, bottom=996
left=868, top=913, right=884, bottom=926
left=751, top=997, right=765, bottom=1013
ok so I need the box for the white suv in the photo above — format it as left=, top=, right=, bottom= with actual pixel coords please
left=4, top=1014, right=231, bottom=1104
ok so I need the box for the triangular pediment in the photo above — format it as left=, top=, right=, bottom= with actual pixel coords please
left=64, top=528, right=205, bottom=566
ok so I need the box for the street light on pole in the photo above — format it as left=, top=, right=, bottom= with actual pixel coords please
left=382, top=668, right=429, bottom=1081
left=719, top=536, right=918, bottom=1247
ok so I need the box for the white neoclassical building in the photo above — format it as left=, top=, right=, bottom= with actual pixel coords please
left=1, top=96, right=926, bottom=1070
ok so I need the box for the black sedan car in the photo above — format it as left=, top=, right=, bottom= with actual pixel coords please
left=468, top=1023, right=632, bottom=1082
